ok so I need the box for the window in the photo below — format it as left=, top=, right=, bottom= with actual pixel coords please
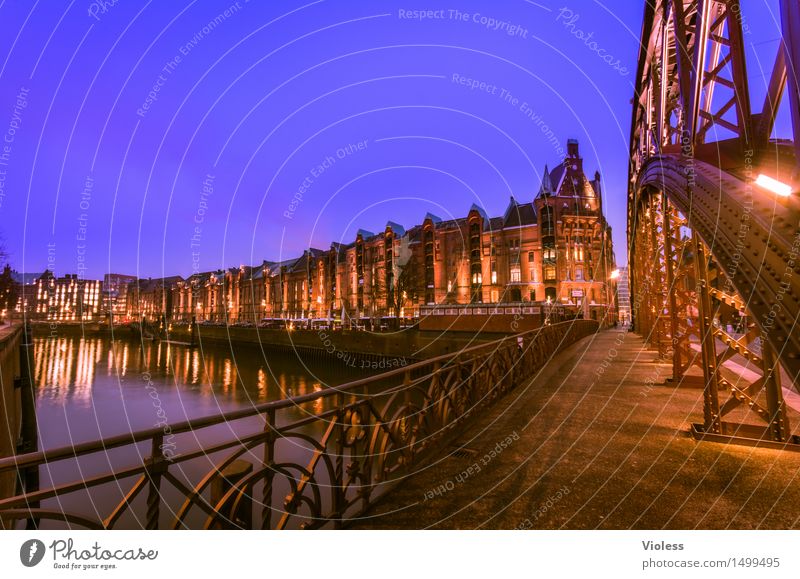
left=541, top=205, right=554, bottom=234
left=543, top=247, right=556, bottom=260
left=575, top=266, right=583, bottom=281
left=529, top=290, right=536, bottom=301
left=490, top=262, right=497, bottom=284
left=529, top=268, right=536, bottom=282
left=447, top=280, right=453, bottom=293
left=544, top=265, right=556, bottom=281
left=528, top=251, right=534, bottom=262
left=510, top=266, right=521, bottom=283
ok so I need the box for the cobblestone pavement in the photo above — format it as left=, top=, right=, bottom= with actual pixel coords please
left=350, top=329, right=800, bottom=529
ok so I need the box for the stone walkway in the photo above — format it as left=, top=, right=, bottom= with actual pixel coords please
left=350, top=329, right=800, bottom=529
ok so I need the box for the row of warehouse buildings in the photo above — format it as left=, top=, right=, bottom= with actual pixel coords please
left=6, top=140, right=619, bottom=325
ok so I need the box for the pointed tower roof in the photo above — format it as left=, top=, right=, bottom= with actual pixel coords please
left=537, top=164, right=553, bottom=197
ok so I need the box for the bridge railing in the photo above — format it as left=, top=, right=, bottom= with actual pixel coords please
left=0, top=320, right=598, bottom=530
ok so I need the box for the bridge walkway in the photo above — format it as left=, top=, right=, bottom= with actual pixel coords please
left=351, top=329, right=800, bottom=529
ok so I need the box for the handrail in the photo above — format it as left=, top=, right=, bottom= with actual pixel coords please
left=0, top=321, right=580, bottom=472
left=0, top=319, right=599, bottom=529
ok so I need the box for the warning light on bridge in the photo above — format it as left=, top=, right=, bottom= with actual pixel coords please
left=755, top=174, right=793, bottom=197
left=610, top=269, right=620, bottom=279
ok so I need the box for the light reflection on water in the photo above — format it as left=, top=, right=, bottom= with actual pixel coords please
left=33, top=335, right=373, bottom=449
left=30, top=335, right=385, bottom=528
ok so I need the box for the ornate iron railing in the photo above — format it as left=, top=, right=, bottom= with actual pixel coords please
left=0, top=320, right=597, bottom=530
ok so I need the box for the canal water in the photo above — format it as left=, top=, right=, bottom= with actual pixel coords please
left=33, top=335, right=373, bottom=447
left=30, top=334, right=384, bottom=529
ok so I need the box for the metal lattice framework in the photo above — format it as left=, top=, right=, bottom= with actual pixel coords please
left=628, top=0, right=800, bottom=447
left=0, top=321, right=596, bottom=529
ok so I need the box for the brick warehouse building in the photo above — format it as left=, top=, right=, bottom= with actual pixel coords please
left=120, top=139, right=617, bottom=327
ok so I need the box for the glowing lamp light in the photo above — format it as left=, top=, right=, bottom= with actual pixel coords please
left=610, top=269, right=620, bottom=280
left=755, top=174, right=793, bottom=197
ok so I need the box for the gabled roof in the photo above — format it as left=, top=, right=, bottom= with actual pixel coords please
left=487, top=216, right=504, bottom=231
left=503, top=197, right=537, bottom=228
left=386, top=221, right=406, bottom=236
left=468, top=203, right=490, bottom=229
left=423, top=212, right=442, bottom=224
left=356, top=229, right=375, bottom=240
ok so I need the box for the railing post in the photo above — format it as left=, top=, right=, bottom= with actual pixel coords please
left=332, top=391, right=345, bottom=529
left=145, top=434, right=165, bottom=529
left=17, top=323, right=39, bottom=530
left=261, top=408, right=276, bottom=529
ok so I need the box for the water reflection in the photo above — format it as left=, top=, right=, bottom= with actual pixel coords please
left=33, top=335, right=372, bottom=447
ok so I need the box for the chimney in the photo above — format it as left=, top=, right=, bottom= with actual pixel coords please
left=567, top=138, right=579, bottom=158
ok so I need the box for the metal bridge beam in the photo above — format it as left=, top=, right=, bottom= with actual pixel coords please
left=629, top=0, right=800, bottom=449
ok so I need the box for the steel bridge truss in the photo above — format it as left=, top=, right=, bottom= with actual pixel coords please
left=629, top=0, right=800, bottom=449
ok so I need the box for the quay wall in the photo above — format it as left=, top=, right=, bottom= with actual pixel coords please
left=0, top=325, right=23, bottom=504
left=29, top=322, right=497, bottom=364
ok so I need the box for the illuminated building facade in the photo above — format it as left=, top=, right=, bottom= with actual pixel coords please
left=119, top=139, right=616, bottom=325
left=31, top=271, right=103, bottom=321
left=103, top=273, right=137, bottom=319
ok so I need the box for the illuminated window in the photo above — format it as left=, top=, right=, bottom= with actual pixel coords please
left=510, top=266, right=521, bottom=283
left=544, top=265, right=556, bottom=281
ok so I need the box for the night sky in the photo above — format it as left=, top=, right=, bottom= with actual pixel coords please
left=0, top=0, right=790, bottom=279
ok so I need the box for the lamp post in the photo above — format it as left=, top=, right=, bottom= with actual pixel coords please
left=608, top=269, right=620, bottom=327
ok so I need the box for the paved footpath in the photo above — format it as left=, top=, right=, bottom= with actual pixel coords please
left=350, top=329, right=800, bottom=529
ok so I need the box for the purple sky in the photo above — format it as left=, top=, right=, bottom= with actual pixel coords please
left=0, top=0, right=791, bottom=279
